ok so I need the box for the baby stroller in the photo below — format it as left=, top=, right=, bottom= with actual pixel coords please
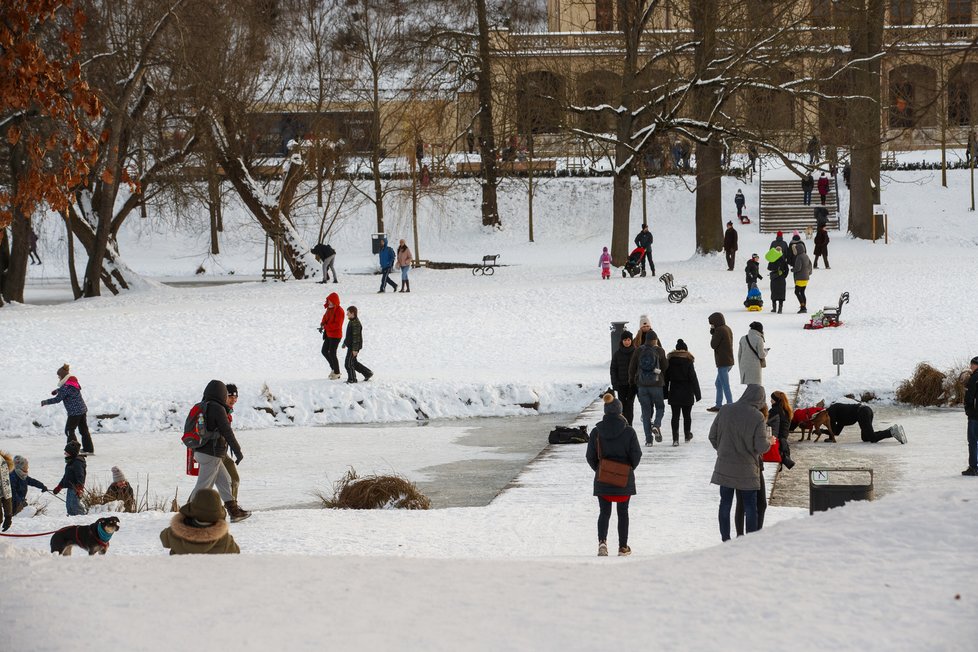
left=744, top=284, right=763, bottom=311
left=622, top=246, right=646, bottom=278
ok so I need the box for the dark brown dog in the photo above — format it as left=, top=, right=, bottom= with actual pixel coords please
left=790, top=401, right=836, bottom=442
left=50, top=516, right=121, bottom=556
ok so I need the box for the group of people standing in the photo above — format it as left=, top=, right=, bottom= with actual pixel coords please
left=724, top=225, right=818, bottom=314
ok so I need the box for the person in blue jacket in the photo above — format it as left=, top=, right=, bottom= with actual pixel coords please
left=41, top=363, right=93, bottom=454
left=378, top=237, right=398, bottom=293
left=10, top=455, right=48, bottom=514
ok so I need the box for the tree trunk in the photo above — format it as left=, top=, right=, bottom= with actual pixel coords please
left=64, top=213, right=82, bottom=299
left=694, top=142, right=724, bottom=253
left=208, top=173, right=221, bottom=254
left=611, top=170, right=633, bottom=265
left=847, top=0, right=884, bottom=239
left=2, top=146, right=30, bottom=303
left=691, top=0, right=723, bottom=253
left=370, top=66, right=385, bottom=234
left=475, top=0, right=501, bottom=228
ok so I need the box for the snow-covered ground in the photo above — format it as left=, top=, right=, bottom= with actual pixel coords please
left=2, top=156, right=977, bottom=650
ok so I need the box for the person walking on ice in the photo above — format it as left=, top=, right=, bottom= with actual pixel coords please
left=41, top=363, right=94, bottom=455
left=342, top=306, right=373, bottom=384
left=188, top=380, right=251, bottom=522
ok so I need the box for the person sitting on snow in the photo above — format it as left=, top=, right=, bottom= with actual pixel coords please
left=103, top=466, right=136, bottom=513
left=160, top=488, right=239, bottom=555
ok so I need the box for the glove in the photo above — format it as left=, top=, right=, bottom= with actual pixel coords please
left=52, top=485, right=62, bottom=495
left=40, top=484, right=49, bottom=493
left=234, top=452, right=244, bottom=466
left=318, top=327, right=324, bottom=334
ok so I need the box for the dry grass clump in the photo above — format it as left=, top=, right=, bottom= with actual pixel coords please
left=320, top=467, right=431, bottom=510
left=81, top=479, right=177, bottom=513
left=896, top=362, right=971, bottom=407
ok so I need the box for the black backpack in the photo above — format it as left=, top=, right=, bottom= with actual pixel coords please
left=548, top=425, right=589, bottom=444
left=638, top=345, right=660, bottom=385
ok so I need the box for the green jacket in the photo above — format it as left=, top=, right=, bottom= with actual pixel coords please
left=343, top=316, right=363, bottom=351
left=160, top=514, right=240, bottom=555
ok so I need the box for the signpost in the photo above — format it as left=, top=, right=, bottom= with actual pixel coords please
left=832, top=348, right=844, bottom=376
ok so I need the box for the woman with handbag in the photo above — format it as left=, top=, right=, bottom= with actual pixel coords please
left=736, top=404, right=771, bottom=536
left=768, top=391, right=796, bottom=470
left=737, top=322, right=766, bottom=386
left=585, top=393, right=643, bottom=557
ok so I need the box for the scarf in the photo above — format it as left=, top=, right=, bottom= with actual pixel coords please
left=97, top=523, right=114, bottom=543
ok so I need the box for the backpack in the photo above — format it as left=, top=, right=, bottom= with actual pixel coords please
left=548, top=425, right=589, bottom=445
left=181, top=401, right=219, bottom=449
left=638, top=346, right=660, bottom=385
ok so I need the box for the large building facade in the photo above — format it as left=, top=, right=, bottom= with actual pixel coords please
left=470, top=1, right=978, bottom=157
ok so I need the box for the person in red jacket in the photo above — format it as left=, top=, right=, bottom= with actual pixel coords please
left=817, top=173, right=830, bottom=206
left=319, top=292, right=345, bottom=379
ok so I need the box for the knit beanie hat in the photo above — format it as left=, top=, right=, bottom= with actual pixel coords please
left=750, top=321, right=764, bottom=333
left=676, top=339, right=688, bottom=351
left=602, top=392, right=623, bottom=416
left=776, top=230, right=783, bottom=238
left=971, top=356, right=978, bottom=366
left=111, top=466, right=127, bottom=484
left=602, top=246, right=608, bottom=252
left=57, top=363, right=70, bottom=379
left=13, top=455, right=28, bottom=471
left=620, top=330, right=634, bottom=343
left=792, top=230, right=801, bottom=238
left=64, top=440, right=81, bottom=457
left=179, top=488, right=226, bottom=523
left=639, top=314, right=651, bottom=328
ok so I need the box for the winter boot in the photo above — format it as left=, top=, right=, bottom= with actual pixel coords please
left=400, top=281, right=406, bottom=292
left=405, top=280, right=410, bottom=293
left=962, top=467, right=978, bottom=476
left=224, top=501, right=251, bottom=522
left=598, top=541, right=608, bottom=556
left=618, top=545, right=632, bottom=556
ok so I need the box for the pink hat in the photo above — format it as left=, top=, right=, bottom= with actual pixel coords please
left=792, top=229, right=800, bottom=237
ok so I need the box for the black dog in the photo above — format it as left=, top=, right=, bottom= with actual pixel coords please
left=50, top=516, right=121, bottom=556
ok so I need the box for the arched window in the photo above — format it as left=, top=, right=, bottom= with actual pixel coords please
left=948, top=64, right=978, bottom=126
left=517, top=71, right=566, bottom=135
left=888, top=64, right=937, bottom=128
left=747, top=67, right=795, bottom=132
left=578, top=71, right=621, bottom=134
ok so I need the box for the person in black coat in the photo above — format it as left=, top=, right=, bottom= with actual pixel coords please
left=767, top=247, right=789, bottom=314
left=723, top=221, right=738, bottom=271
left=768, top=391, right=795, bottom=469
left=664, top=340, right=701, bottom=445
left=189, top=380, right=251, bottom=521
left=609, top=331, right=637, bottom=426
left=963, top=356, right=978, bottom=475
left=826, top=402, right=906, bottom=444
left=745, top=253, right=763, bottom=290
left=311, top=243, right=337, bottom=283
left=585, top=394, right=642, bottom=557
left=633, top=224, right=655, bottom=276
left=769, top=230, right=788, bottom=254
left=801, top=173, right=815, bottom=206
left=813, top=224, right=830, bottom=269
left=734, top=189, right=746, bottom=218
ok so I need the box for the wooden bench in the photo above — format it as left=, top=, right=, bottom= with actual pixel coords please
left=472, top=254, right=500, bottom=276
left=659, top=273, right=688, bottom=303
left=822, top=291, right=849, bottom=325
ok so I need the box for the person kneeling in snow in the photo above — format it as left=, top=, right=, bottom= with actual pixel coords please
left=160, top=488, right=239, bottom=555
left=103, top=466, right=136, bottom=513
left=826, top=402, right=907, bottom=444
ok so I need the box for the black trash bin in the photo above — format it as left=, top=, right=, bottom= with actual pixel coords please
left=809, top=468, right=874, bottom=515
left=371, top=233, right=388, bottom=255
left=609, top=321, right=629, bottom=359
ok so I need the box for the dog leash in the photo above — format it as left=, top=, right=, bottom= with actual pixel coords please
left=0, top=530, right=60, bottom=537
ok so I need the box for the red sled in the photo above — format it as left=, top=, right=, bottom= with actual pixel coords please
left=803, top=320, right=843, bottom=330
left=738, top=214, right=751, bottom=224
left=186, top=448, right=199, bottom=476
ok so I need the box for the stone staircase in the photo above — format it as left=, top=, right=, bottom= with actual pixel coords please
left=759, top=177, right=841, bottom=233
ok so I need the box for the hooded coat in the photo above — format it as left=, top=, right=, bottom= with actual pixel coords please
left=709, top=385, right=771, bottom=490
left=161, top=489, right=240, bottom=554
left=196, top=380, right=243, bottom=460
left=767, top=255, right=789, bottom=301
left=609, top=342, right=636, bottom=391
left=56, top=452, right=86, bottom=493
left=814, top=228, right=830, bottom=256
left=664, top=351, right=701, bottom=406
left=708, top=313, right=735, bottom=368
left=321, top=292, right=345, bottom=339
left=585, top=414, right=642, bottom=496
left=738, top=328, right=766, bottom=385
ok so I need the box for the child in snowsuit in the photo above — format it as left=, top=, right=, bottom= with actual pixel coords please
left=342, top=306, right=373, bottom=384
left=41, top=363, right=93, bottom=454
left=103, top=466, right=137, bottom=513
left=599, top=247, right=612, bottom=280
left=10, top=455, right=49, bottom=515
left=52, top=441, right=87, bottom=516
